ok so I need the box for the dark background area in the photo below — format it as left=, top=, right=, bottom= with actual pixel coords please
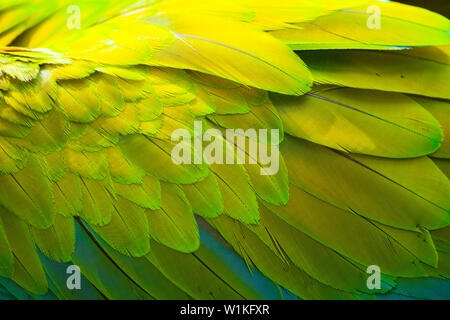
left=397, top=0, right=450, bottom=18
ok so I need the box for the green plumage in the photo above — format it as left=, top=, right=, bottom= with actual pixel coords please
left=0, top=0, right=449, bottom=300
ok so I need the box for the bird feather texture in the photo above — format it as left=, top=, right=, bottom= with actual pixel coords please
left=0, top=0, right=448, bottom=300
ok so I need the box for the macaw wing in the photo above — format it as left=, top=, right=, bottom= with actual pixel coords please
left=0, top=0, right=449, bottom=300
